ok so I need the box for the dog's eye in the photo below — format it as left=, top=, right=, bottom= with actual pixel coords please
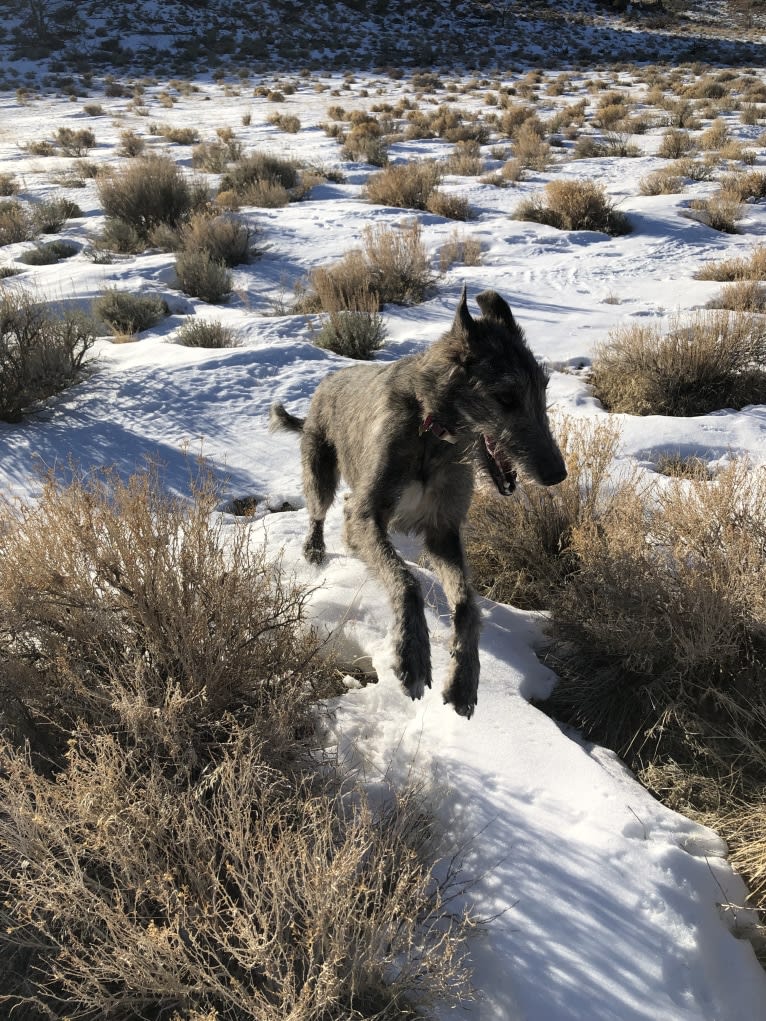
left=496, top=393, right=518, bottom=411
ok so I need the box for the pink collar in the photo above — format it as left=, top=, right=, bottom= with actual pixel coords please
left=420, top=412, right=457, bottom=444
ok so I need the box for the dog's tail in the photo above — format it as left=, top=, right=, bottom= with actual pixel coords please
left=269, top=401, right=305, bottom=434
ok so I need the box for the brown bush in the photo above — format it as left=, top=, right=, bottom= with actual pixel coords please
left=97, top=155, right=209, bottom=241
left=364, top=160, right=442, bottom=210
left=0, top=286, right=95, bottom=422
left=514, top=179, right=631, bottom=236
left=695, top=245, right=766, bottom=282
left=175, top=250, right=232, bottom=303
left=0, top=469, right=473, bottom=1019
left=466, top=416, right=623, bottom=610
left=179, top=210, right=254, bottom=266
left=591, top=310, right=766, bottom=415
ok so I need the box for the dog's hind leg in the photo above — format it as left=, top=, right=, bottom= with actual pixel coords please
left=300, top=428, right=339, bottom=565
left=345, top=507, right=432, bottom=700
left=424, top=527, right=481, bottom=718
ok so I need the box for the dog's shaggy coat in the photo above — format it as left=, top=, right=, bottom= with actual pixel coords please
left=271, top=288, right=566, bottom=717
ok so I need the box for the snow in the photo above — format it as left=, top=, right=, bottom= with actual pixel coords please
left=2, top=67, right=766, bottom=1020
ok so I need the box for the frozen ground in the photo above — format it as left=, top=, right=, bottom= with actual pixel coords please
left=1, top=67, right=766, bottom=1019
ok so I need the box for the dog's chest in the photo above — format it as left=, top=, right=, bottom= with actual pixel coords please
left=391, top=462, right=469, bottom=533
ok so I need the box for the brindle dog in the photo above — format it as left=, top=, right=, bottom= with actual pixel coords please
left=270, top=288, right=566, bottom=718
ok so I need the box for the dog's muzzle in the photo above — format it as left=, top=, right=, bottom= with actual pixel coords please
left=480, top=435, right=517, bottom=496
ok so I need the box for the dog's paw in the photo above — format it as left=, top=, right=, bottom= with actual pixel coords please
left=442, top=686, right=476, bottom=719
left=302, top=541, right=326, bottom=565
left=394, top=637, right=432, bottom=701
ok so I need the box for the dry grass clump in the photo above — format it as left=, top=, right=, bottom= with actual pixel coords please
left=267, top=111, right=301, bottom=133
left=175, top=250, right=232, bottom=303
left=341, top=117, right=390, bottom=166
left=97, top=155, right=209, bottom=248
left=438, top=229, right=482, bottom=272
left=365, top=159, right=473, bottom=217
left=657, top=128, right=697, bottom=159
left=719, top=169, right=766, bottom=202
left=191, top=134, right=244, bottom=172
left=687, top=189, right=744, bottom=234
left=30, top=196, right=81, bottom=234
left=300, top=221, right=432, bottom=314
left=219, top=152, right=308, bottom=207
left=546, top=459, right=766, bottom=828
left=0, top=286, right=95, bottom=422
left=0, top=173, right=18, bottom=196
left=707, top=279, right=766, bottom=312
left=178, top=210, right=254, bottom=266
left=698, top=117, right=729, bottom=151
left=17, top=239, right=78, bottom=266
left=591, top=310, right=766, bottom=415
left=0, top=469, right=473, bottom=1019
left=364, top=160, right=442, bottom=210
left=54, top=126, right=96, bottom=155
left=511, top=120, right=552, bottom=171
left=695, top=245, right=766, bottom=281
left=639, top=167, right=685, bottom=195
left=466, top=416, right=623, bottom=610
left=313, top=306, right=386, bottom=359
left=175, top=318, right=239, bottom=347
left=514, top=179, right=631, bottom=237
left=93, top=288, right=170, bottom=336
left=0, top=200, right=34, bottom=246
left=118, top=128, right=145, bottom=156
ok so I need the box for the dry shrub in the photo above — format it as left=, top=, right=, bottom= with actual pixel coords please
left=466, top=416, right=622, bottom=610
left=30, top=197, right=81, bottom=234
left=444, top=140, right=483, bottom=176
left=707, top=279, right=766, bottom=312
left=425, top=189, right=471, bottom=221
left=299, top=222, right=432, bottom=313
left=175, top=318, right=238, bottom=347
left=54, top=126, right=96, bottom=155
left=695, top=245, right=766, bottom=281
left=93, top=288, right=169, bottom=336
left=438, top=229, right=482, bottom=272
left=362, top=220, right=432, bottom=304
left=192, top=136, right=244, bottom=172
left=639, top=168, right=685, bottom=195
left=654, top=452, right=712, bottom=479
left=267, top=111, right=301, bottom=133
left=364, top=160, right=442, bottom=210
left=672, top=155, right=717, bottom=181
left=719, top=169, right=766, bottom=202
left=118, top=128, right=145, bottom=157
left=179, top=210, right=254, bottom=266
left=0, top=286, right=95, bottom=422
left=313, top=308, right=386, bottom=359
left=698, top=117, right=729, bottom=151
left=0, top=469, right=473, bottom=1019
left=657, top=128, right=697, bottom=159
left=341, top=120, right=389, bottom=166
left=514, top=179, right=631, bottom=236
left=0, top=173, right=18, bottom=196
left=687, top=189, right=744, bottom=233
left=512, top=120, right=552, bottom=171
left=175, top=250, right=232, bottom=303
left=219, top=152, right=304, bottom=205
left=153, top=123, right=200, bottom=145
left=591, top=310, right=766, bottom=415
left=546, top=459, right=766, bottom=789
left=97, top=155, right=209, bottom=242
left=0, top=200, right=34, bottom=246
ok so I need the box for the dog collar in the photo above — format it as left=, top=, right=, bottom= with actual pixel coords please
left=420, top=412, right=457, bottom=444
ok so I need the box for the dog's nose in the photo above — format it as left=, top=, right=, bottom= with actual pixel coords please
left=542, top=464, right=567, bottom=486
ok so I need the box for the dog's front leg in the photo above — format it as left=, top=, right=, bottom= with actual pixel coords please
left=424, top=527, right=481, bottom=718
left=345, top=509, right=432, bottom=700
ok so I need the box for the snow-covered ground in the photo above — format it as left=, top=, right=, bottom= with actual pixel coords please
left=2, top=69, right=766, bottom=1019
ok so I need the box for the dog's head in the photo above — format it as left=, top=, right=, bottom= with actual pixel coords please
left=423, top=288, right=567, bottom=493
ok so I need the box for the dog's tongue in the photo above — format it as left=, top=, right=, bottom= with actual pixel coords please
left=484, top=435, right=517, bottom=495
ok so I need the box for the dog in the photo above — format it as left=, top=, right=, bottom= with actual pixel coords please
left=270, top=288, right=566, bottom=718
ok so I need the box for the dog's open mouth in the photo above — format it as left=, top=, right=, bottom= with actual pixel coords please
left=480, top=435, right=517, bottom=496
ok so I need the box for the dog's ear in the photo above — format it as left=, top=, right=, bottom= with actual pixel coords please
left=452, top=284, right=474, bottom=342
left=475, top=290, right=515, bottom=330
